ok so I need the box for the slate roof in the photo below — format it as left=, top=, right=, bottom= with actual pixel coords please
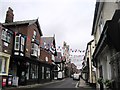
left=3, top=19, right=43, bottom=36
left=40, top=37, right=54, bottom=49
left=55, top=52, right=62, bottom=62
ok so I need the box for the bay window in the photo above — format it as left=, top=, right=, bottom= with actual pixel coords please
left=21, top=37, right=25, bottom=52
left=15, top=36, right=20, bottom=50
left=14, top=34, right=25, bottom=56
left=1, top=29, right=11, bottom=43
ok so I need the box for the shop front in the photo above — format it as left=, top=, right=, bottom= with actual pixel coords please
left=0, top=52, right=10, bottom=88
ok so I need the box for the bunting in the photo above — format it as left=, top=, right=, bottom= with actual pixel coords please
left=56, top=46, right=85, bottom=53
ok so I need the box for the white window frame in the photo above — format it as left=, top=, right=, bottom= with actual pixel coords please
left=45, top=57, right=48, bottom=62
left=1, top=29, right=11, bottom=43
left=38, top=48, right=40, bottom=57
left=1, top=30, right=6, bottom=41
left=52, top=55, right=55, bottom=61
left=0, top=57, right=7, bottom=74
left=14, top=35, right=25, bottom=53
left=14, top=36, right=20, bottom=50
left=31, top=43, right=38, bottom=57
left=32, top=30, right=37, bottom=41
left=20, top=37, right=25, bottom=52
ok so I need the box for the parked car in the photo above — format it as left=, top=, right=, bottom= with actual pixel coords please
left=73, top=73, right=80, bottom=80
left=70, top=74, right=73, bottom=78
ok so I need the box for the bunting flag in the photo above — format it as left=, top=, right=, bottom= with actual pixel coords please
left=56, top=46, right=86, bottom=53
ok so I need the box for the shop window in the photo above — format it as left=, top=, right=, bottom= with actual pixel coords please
left=31, top=43, right=38, bottom=57
left=36, top=65, right=38, bottom=79
left=42, top=67, right=44, bottom=79
left=0, top=57, right=7, bottom=74
left=26, top=62, right=30, bottom=80
left=30, top=64, right=35, bottom=79
left=46, top=67, right=50, bottom=79
left=30, top=64, right=38, bottom=79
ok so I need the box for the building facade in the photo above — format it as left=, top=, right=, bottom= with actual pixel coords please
left=92, top=1, right=120, bottom=89
left=0, top=23, right=13, bottom=87
left=1, top=7, right=58, bottom=86
left=82, top=40, right=96, bottom=86
left=40, top=36, right=57, bottom=82
left=62, top=41, right=70, bottom=77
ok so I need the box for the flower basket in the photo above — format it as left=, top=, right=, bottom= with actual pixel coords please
left=97, top=77, right=103, bottom=84
left=104, top=79, right=113, bottom=89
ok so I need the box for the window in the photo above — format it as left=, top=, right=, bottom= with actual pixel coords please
left=1, top=30, right=6, bottom=41
left=14, top=34, right=25, bottom=53
left=32, top=31, right=37, bottom=41
left=31, top=43, right=38, bottom=57
left=1, top=29, right=11, bottom=43
left=21, top=37, right=25, bottom=52
left=15, top=36, right=20, bottom=50
left=42, top=67, right=44, bottom=79
left=38, top=48, right=40, bottom=57
left=30, top=64, right=35, bottom=79
left=46, top=67, right=50, bottom=79
left=0, top=57, right=7, bottom=74
left=30, top=64, right=38, bottom=79
left=26, top=62, right=30, bottom=80
left=52, top=55, right=55, bottom=61
left=45, top=57, right=48, bottom=62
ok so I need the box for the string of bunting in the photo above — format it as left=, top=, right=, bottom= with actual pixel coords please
left=56, top=46, right=85, bottom=53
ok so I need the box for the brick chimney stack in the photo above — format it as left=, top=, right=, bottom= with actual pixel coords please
left=5, top=7, right=14, bottom=23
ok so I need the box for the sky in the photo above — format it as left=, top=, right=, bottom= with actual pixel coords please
left=0, top=0, right=96, bottom=69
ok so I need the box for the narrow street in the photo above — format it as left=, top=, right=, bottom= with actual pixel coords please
left=35, top=78, right=78, bottom=88
left=5, top=78, right=80, bottom=90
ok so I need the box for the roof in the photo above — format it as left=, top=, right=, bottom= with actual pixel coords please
left=3, top=19, right=43, bottom=36
left=40, top=36, right=57, bottom=55
left=91, top=2, right=104, bottom=35
left=40, top=37, right=54, bottom=49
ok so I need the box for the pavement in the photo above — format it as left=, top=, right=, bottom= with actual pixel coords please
left=3, top=79, right=65, bottom=90
left=78, top=78, right=96, bottom=89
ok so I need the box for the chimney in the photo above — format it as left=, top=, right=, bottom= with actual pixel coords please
left=5, top=7, right=14, bottom=23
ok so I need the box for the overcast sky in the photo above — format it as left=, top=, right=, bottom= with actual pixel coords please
left=0, top=0, right=95, bottom=50
left=0, top=0, right=96, bottom=69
